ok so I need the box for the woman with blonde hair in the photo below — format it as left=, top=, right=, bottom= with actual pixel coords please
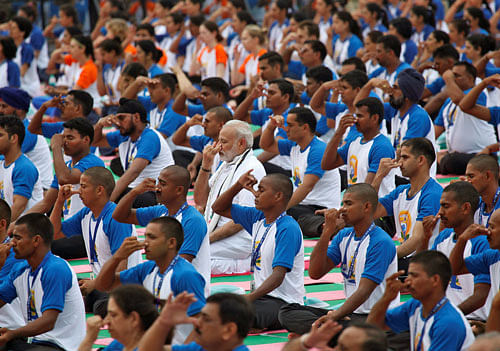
left=231, top=24, right=267, bottom=87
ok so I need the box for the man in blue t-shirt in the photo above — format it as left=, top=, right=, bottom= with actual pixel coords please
left=139, top=292, right=253, bottom=351
left=211, top=171, right=304, bottom=330
left=279, top=184, right=397, bottom=341
left=95, top=216, right=206, bottom=344
left=367, top=250, right=475, bottom=351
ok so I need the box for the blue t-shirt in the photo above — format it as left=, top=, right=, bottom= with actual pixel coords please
left=41, top=121, right=64, bottom=138
left=21, top=119, right=39, bottom=154
left=148, top=64, right=163, bottom=78
left=106, top=128, right=161, bottom=163
left=383, top=103, right=432, bottom=146
left=1, top=60, right=20, bottom=88
left=325, top=102, right=362, bottom=144
left=138, top=97, right=187, bottom=137
left=29, top=25, right=45, bottom=52
left=136, top=204, right=207, bottom=258
left=426, top=77, right=445, bottom=95
left=487, top=107, right=500, bottom=126
left=369, top=62, right=412, bottom=80
left=403, top=39, right=418, bottom=64
left=189, top=135, right=213, bottom=152
left=435, top=89, right=487, bottom=128
left=278, top=137, right=325, bottom=179
left=3, top=154, right=40, bottom=200
left=465, top=249, right=500, bottom=276
left=50, top=153, right=105, bottom=189
left=19, top=42, right=35, bottom=67
left=119, top=258, right=206, bottom=316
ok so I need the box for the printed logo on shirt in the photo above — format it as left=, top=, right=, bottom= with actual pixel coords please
left=63, top=198, right=71, bottom=216
left=450, top=275, right=462, bottom=290
left=414, top=332, right=422, bottom=351
left=348, top=155, right=358, bottom=184
left=346, top=256, right=356, bottom=284
left=0, top=181, right=3, bottom=199
left=253, top=240, right=262, bottom=271
left=293, top=167, right=302, bottom=188
left=399, top=210, right=412, bottom=241
left=29, top=290, right=37, bottom=319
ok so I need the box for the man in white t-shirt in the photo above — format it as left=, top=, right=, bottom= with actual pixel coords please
left=93, top=98, right=174, bottom=208
left=260, top=107, right=340, bottom=237
left=0, top=213, right=86, bottom=351
left=195, top=120, right=266, bottom=274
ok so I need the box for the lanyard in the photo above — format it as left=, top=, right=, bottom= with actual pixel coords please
left=478, top=188, right=500, bottom=227
left=125, top=139, right=138, bottom=170
left=341, top=223, right=376, bottom=280
left=163, top=202, right=188, bottom=219
left=105, top=60, right=124, bottom=98
left=446, top=102, right=459, bottom=127
left=152, top=255, right=180, bottom=302
left=414, top=297, right=448, bottom=351
left=250, top=213, right=286, bottom=273
left=88, top=210, right=106, bottom=266
left=27, top=264, right=43, bottom=321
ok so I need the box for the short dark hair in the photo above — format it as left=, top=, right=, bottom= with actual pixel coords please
left=345, top=183, right=378, bottom=212
left=148, top=216, right=184, bottom=251
left=298, top=20, right=320, bottom=39
left=229, top=0, right=246, bottom=10
left=275, top=0, right=291, bottom=10
left=390, top=17, right=412, bottom=40
left=355, top=97, right=384, bottom=124
left=0, top=115, right=25, bottom=146
left=19, top=4, right=37, bottom=21
left=0, top=199, right=11, bottom=228
left=190, top=14, right=206, bottom=26
left=377, top=34, right=401, bottom=58
left=347, top=322, right=388, bottom=351
left=136, top=40, right=162, bottom=63
left=454, top=61, right=477, bottom=79
left=265, top=173, right=293, bottom=203
left=289, top=107, right=316, bottom=133
left=136, top=23, right=155, bottom=37
left=201, top=77, right=230, bottom=101
left=16, top=213, right=54, bottom=245
left=450, top=19, right=470, bottom=37
left=0, top=37, right=17, bottom=60
left=162, top=165, right=191, bottom=196
left=207, top=106, right=232, bottom=124
left=410, top=250, right=451, bottom=291
left=122, top=62, right=148, bottom=79
left=340, top=69, right=369, bottom=89
left=367, top=30, right=384, bottom=44
left=401, top=137, right=436, bottom=167
left=98, top=38, right=123, bottom=56
left=155, top=73, right=177, bottom=93
left=72, top=35, right=95, bottom=60
left=432, top=30, right=450, bottom=44
left=65, top=26, right=83, bottom=38
left=109, top=285, right=159, bottom=331
left=235, top=10, right=256, bottom=25
left=83, top=167, right=115, bottom=197
left=168, top=12, right=185, bottom=25
left=259, top=51, right=284, bottom=73
left=304, top=40, right=327, bottom=61
left=342, top=57, right=366, bottom=73
left=306, top=66, right=333, bottom=83
left=433, top=44, right=459, bottom=61
left=117, top=97, right=148, bottom=123
left=467, top=154, right=499, bottom=180
left=11, top=16, right=32, bottom=39
left=269, top=79, right=294, bottom=103
left=467, top=34, right=496, bottom=56
left=60, top=4, right=79, bottom=25
left=63, top=117, right=94, bottom=144
left=68, top=90, right=94, bottom=117
left=206, top=293, right=254, bottom=339
left=443, top=181, right=480, bottom=214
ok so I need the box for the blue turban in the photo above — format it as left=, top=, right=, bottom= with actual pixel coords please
left=397, top=69, right=425, bottom=102
left=0, top=87, right=31, bottom=112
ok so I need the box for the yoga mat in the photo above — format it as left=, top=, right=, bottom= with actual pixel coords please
left=72, top=265, right=92, bottom=273
left=248, top=342, right=287, bottom=351
left=306, top=290, right=346, bottom=300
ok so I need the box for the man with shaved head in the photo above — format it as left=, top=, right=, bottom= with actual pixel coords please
left=112, top=165, right=210, bottom=292
left=278, top=183, right=398, bottom=341
left=211, top=171, right=304, bottom=331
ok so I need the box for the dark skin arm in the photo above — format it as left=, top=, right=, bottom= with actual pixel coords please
left=0, top=310, right=60, bottom=346
left=246, top=266, right=288, bottom=302
left=449, top=224, right=489, bottom=275
left=458, top=283, right=490, bottom=316
left=211, top=170, right=257, bottom=219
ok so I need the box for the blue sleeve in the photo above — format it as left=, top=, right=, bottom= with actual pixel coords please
left=41, top=122, right=64, bottom=138
left=385, top=299, right=416, bottom=333
left=379, top=186, right=408, bottom=216
left=20, top=44, right=34, bottom=66
left=428, top=315, right=467, bottom=351
left=50, top=174, right=59, bottom=189
left=485, top=66, right=500, bottom=77
left=135, top=130, right=161, bottom=162
left=12, top=160, right=38, bottom=199
left=403, top=110, right=431, bottom=140
left=102, top=340, right=124, bottom=351
left=434, top=103, right=445, bottom=127
left=0, top=264, right=23, bottom=303
left=362, top=236, right=396, bottom=284
left=189, top=135, right=213, bottom=152
left=250, top=109, right=271, bottom=126
left=477, top=91, right=487, bottom=106
left=367, top=138, right=395, bottom=173
left=171, top=265, right=206, bottom=316
left=61, top=208, right=86, bottom=237
left=465, top=250, right=500, bottom=276
left=105, top=219, right=134, bottom=254
left=433, top=0, right=445, bottom=20
left=119, top=262, right=154, bottom=285
left=471, top=237, right=492, bottom=285
left=7, top=61, right=20, bottom=88
left=178, top=212, right=208, bottom=257
left=305, top=142, right=326, bottom=178
left=369, top=67, right=384, bottom=79
left=277, top=139, right=294, bottom=156
left=326, top=229, right=349, bottom=266
left=348, top=36, right=363, bottom=58
left=426, top=78, right=445, bottom=95
left=177, top=37, right=192, bottom=56
left=73, top=155, right=105, bottom=174
left=230, top=204, right=263, bottom=234
left=337, top=140, right=351, bottom=163
left=416, top=183, right=442, bottom=221
left=105, top=131, right=125, bottom=148
left=273, top=218, right=302, bottom=271
left=158, top=111, right=186, bottom=137
left=490, top=107, right=500, bottom=126
left=135, top=205, right=167, bottom=227
left=383, top=103, right=397, bottom=122
left=403, top=41, right=418, bottom=64
left=286, top=60, right=305, bottom=80
left=172, top=342, right=204, bottom=351
left=21, top=130, right=38, bottom=154
left=325, top=102, right=345, bottom=120
left=138, top=96, right=155, bottom=113
left=40, top=262, right=73, bottom=312
left=30, top=30, right=45, bottom=51
left=187, top=104, right=205, bottom=117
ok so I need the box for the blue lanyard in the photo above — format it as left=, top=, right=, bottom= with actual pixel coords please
left=125, top=140, right=138, bottom=170
left=446, top=102, right=459, bottom=127
left=152, top=255, right=180, bottom=302
left=250, top=213, right=286, bottom=273
left=414, top=297, right=448, bottom=351
left=163, top=202, right=188, bottom=219
left=341, top=223, right=376, bottom=280
left=88, top=211, right=105, bottom=265
left=27, top=265, right=43, bottom=321
left=479, top=188, right=500, bottom=227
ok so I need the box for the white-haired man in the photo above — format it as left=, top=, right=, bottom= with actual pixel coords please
left=194, top=120, right=266, bottom=274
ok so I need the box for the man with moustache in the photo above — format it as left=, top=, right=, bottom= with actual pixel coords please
left=92, top=98, right=174, bottom=207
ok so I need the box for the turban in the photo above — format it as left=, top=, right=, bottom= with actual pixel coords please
left=397, top=69, right=425, bottom=102
left=0, top=87, right=31, bottom=111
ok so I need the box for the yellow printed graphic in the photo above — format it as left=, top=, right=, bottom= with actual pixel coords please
left=399, top=210, right=412, bottom=241
left=348, top=155, right=358, bottom=184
